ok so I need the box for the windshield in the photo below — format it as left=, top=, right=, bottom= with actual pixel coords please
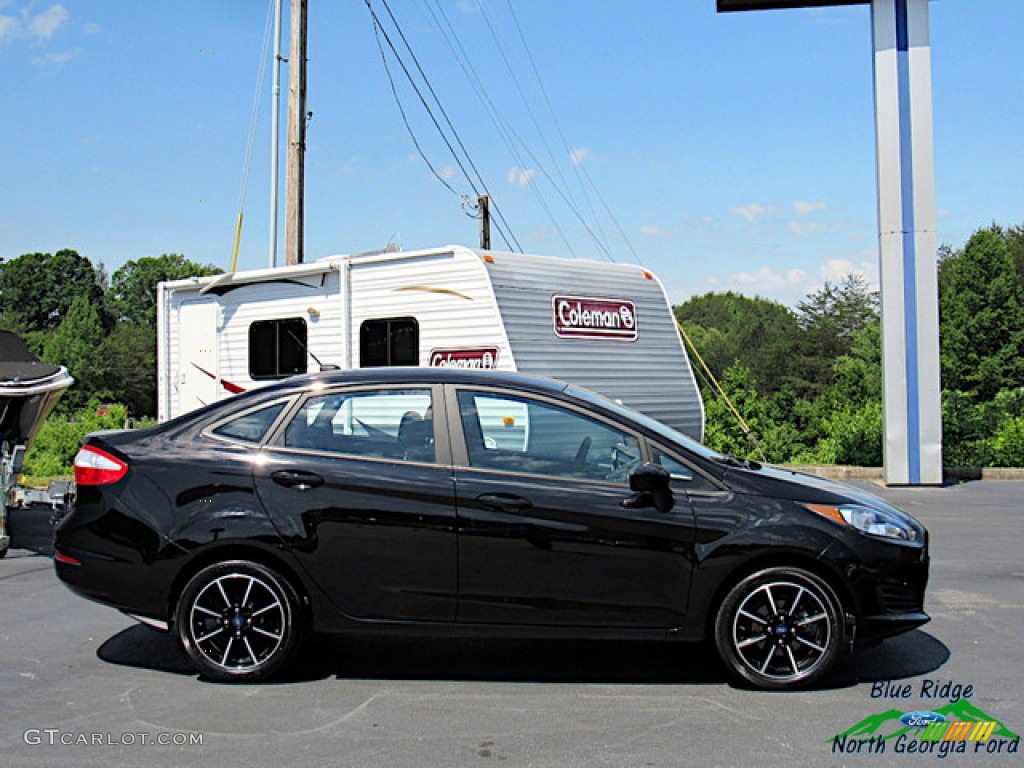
left=564, top=384, right=723, bottom=462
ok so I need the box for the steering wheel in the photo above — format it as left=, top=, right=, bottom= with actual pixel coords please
left=574, top=436, right=592, bottom=469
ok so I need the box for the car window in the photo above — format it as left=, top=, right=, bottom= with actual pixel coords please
left=283, top=388, right=435, bottom=462
left=456, top=390, right=640, bottom=484
left=211, top=401, right=288, bottom=444
left=653, top=448, right=719, bottom=494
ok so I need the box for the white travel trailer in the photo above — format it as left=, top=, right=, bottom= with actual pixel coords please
left=156, top=245, right=705, bottom=438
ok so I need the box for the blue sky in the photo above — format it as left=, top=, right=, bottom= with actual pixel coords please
left=1, top=1, right=1020, bottom=306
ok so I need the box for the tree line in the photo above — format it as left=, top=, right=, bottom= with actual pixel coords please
left=676, top=222, right=1024, bottom=467
left=0, top=250, right=221, bottom=417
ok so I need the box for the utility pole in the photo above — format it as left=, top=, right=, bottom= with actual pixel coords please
left=285, top=0, right=308, bottom=266
left=478, top=195, right=491, bottom=250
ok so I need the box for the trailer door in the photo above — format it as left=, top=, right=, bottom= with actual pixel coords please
left=177, top=299, right=221, bottom=413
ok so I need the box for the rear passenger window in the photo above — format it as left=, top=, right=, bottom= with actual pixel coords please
left=283, top=388, right=434, bottom=462
left=212, top=402, right=288, bottom=444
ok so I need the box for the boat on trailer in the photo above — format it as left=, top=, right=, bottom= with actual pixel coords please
left=0, top=331, right=73, bottom=557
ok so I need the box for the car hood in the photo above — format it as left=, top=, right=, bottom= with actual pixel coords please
left=719, top=463, right=892, bottom=508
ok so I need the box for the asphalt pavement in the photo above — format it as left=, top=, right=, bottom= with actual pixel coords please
left=1, top=480, right=1021, bottom=767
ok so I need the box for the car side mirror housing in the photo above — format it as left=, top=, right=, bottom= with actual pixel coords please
left=623, top=462, right=674, bottom=513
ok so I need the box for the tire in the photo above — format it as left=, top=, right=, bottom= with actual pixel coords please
left=176, top=560, right=302, bottom=682
left=714, top=567, right=843, bottom=690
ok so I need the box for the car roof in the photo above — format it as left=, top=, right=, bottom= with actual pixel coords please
left=258, top=366, right=576, bottom=398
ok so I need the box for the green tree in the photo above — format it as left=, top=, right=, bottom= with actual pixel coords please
left=939, top=225, right=1024, bottom=401
left=794, top=274, right=879, bottom=396
left=700, top=362, right=801, bottom=463
left=107, top=254, right=221, bottom=326
left=0, top=249, right=105, bottom=332
left=103, top=323, right=157, bottom=417
left=43, top=294, right=113, bottom=411
left=675, top=292, right=802, bottom=395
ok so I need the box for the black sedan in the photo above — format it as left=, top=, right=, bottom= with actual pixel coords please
left=55, top=368, right=929, bottom=689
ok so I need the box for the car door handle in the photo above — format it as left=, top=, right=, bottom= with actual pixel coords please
left=476, top=493, right=533, bottom=514
left=271, top=470, right=324, bottom=490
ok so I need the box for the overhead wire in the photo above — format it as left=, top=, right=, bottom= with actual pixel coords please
left=476, top=0, right=613, bottom=261
left=377, top=0, right=522, bottom=252
left=370, top=20, right=462, bottom=200
left=417, top=0, right=577, bottom=257
left=500, top=0, right=644, bottom=266
left=366, top=0, right=643, bottom=265
left=231, top=0, right=277, bottom=272
left=365, top=0, right=522, bottom=252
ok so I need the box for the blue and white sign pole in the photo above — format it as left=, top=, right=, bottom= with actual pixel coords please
left=717, top=0, right=943, bottom=484
left=871, top=0, right=942, bottom=485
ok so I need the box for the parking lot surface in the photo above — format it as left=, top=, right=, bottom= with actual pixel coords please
left=2, top=481, right=1021, bottom=767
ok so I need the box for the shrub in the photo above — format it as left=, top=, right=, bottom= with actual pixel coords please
left=22, top=404, right=130, bottom=479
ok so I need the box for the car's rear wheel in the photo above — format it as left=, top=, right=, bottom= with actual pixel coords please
left=714, top=566, right=842, bottom=690
left=176, top=560, right=302, bottom=682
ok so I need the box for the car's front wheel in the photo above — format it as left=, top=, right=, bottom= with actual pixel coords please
left=714, top=566, right=843, bottom=690
left=176, top=560, right=302, bottom=682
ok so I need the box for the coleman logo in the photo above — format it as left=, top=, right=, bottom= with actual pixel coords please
left=552, top=296, right=637, bottom=341
left=429, top=347, right=499, bottom=369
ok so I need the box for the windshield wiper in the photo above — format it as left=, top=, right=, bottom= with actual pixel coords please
left=715, top=454, right=762, bottom=471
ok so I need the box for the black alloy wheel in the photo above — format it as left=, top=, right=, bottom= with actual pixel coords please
left=714, top=567, right=843, bottom=690
left=176, top=560, right=302, bottom=682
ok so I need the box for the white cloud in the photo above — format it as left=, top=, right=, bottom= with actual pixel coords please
left=820, top=257, right=878, bottom=289
left=28, top=4, right=67, bottom=38
left=0, top=4, right=69, bottom=42
left=83, top=21, right=100, bottom=36
left=438, top=165, right=457, bottom=181
left=640, top=224, right=669, bottom=237
left=507, top=167, right=536, bottom=189
left=793, top=200, right=827, bottom=216
left=786, top=220, right=829, bottom=236
left=569, top=148, right=591, bottom=166
left=32, top=48, right=76, bottom=66
left=726, top=266, right=809, bottom=292
left=731, top=203, right=773, bottom=222
left=0, top=14, right=17, bottom=41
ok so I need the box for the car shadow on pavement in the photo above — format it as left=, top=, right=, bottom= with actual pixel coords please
left=96, top=624, right=949, bottom=690
left=829, top=629, right=950, bottom=687
left=97, top=625, right=730, bottom=685
left=295, top=634, right=731, bottom=686
left=97, top=625, right=195, bottom=676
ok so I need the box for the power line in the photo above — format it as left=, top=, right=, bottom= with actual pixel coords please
left=419, top=0, right=578, bottom=257
left=500, top=0, right=644, bottom=266
left=364, top=0, right=522, bottom=252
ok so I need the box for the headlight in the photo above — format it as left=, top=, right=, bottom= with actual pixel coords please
left=804, top=503, right=920, bottom=543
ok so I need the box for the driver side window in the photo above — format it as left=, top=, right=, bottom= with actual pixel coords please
left=457, top=390, right=639, bottom=484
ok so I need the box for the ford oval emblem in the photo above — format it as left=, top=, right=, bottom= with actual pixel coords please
left=900, top=711, right=947, bottom=728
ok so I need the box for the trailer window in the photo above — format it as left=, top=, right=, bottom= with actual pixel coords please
left=249, top=318, right=308, bottom=380
left=360, top=317, right=419, bottom=367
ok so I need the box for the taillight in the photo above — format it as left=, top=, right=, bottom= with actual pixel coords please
left=54, top=550, right=81, bottom=566
left=73, top=445, right=128, bottom=485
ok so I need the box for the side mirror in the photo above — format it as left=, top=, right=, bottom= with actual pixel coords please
left=622, top=462, right=674, bottom=513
